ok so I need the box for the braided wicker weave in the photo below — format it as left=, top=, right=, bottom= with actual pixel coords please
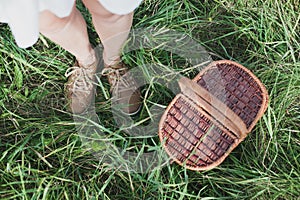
left=158, top=60, right=269, bottom=171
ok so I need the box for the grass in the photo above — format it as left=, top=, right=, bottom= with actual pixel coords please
left=0, top=0, right=299, bottom=199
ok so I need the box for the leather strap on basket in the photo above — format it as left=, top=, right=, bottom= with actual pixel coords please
left=178, top=77, right=248, bottom=138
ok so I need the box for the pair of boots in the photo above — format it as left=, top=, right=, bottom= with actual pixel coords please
left=64, top=53, right=141, bottom=115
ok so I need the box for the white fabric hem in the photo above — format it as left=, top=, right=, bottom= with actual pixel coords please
left=0, top=0, right=142, bottom=48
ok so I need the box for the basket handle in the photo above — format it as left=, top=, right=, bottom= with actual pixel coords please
left=178, top=77, right=248, bottom=138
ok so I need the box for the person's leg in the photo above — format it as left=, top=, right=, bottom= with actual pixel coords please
left=39, top=4, right=98, bottom=114
left=39, top=4, right=95, bottom=67
left=82, top=0, right=133, bottom=66
left=82, top=0, right=140, bottom=115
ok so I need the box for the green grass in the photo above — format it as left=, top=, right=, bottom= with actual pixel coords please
left=0, top=0, right=299, bottom=199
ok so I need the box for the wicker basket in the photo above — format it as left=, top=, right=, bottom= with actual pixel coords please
left=158, top=60, right=269, bottom=171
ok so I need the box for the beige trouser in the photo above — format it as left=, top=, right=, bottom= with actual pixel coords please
left=39, top=0, right=134, bottom=66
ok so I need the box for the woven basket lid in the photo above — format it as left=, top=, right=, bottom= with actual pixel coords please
left=158, top=60, right=269, bottom=171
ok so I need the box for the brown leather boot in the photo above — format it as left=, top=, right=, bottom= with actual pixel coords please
left=65, top=60, right=98, bottom=114
left=101, top=62, right=141, bottom=115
